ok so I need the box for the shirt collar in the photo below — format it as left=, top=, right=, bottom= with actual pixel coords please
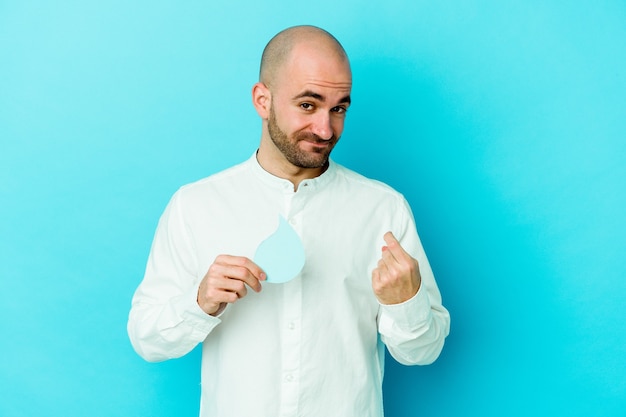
left=247, top=151, right=337, bottom=192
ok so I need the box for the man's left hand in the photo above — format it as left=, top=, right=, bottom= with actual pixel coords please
left=372, top=231, right=422, bottom=305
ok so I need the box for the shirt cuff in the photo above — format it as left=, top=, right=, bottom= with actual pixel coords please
left=179, top=285, right=222, bottom=337
left=378, top=285, right=432, bottom=334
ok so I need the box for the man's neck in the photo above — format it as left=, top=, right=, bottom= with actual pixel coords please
left=255, top=144, right=327, bottom=191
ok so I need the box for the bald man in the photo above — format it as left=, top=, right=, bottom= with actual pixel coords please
left=128, top=26, right=450, bottom=417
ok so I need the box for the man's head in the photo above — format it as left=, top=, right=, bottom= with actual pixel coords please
left=253, top=26, right=352, bottom=177
left=259, top=26, right=349, bottom=88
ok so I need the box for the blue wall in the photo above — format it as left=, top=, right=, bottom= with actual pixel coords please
left=1, top=1, right=624, bottom=416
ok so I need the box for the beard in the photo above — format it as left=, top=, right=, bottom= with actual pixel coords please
left=268, top=105, right=338, bottom=169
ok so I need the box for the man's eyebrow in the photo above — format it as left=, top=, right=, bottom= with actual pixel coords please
left=293, top=90, right=325, bottom=101
left=293, top=90, right=351, bottom=105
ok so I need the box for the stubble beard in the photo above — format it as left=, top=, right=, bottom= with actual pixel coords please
left=268, top=105, right=338, bottom=169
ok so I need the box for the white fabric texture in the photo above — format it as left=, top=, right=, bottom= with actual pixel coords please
left=128, top=154, right=450, bottom=417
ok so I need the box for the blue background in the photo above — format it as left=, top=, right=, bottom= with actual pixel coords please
left=1, top=1, right=625, bottom=416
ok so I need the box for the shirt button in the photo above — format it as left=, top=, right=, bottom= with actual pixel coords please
left=290, top=218, right=297, bottom=226
left=285, top=374, right=294, bottom=382
left=288, top=322, right=295, bottom=330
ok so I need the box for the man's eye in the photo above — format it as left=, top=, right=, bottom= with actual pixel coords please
left=300, top=103, right=313, bottom=110
left=332, top=106, right=347, bottom=114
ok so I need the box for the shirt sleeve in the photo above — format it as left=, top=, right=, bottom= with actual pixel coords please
left=377, top=197, right=451, bottom=365
left=127, top=191, right=220, bottom=362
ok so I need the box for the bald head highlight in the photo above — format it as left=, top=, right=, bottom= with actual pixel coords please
left=259, top=25, right=349, bottom=87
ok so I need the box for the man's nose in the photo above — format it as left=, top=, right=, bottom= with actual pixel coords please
left=311, top=112, right=333, bottom=140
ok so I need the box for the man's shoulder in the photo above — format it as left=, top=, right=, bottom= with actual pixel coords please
left=332, top=162, right=404, bottom=199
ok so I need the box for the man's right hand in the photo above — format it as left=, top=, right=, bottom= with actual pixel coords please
left=197, top=255, right=266, bottom=316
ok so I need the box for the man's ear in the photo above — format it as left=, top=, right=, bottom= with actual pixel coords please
left=252, top=82, right=271, bottom=119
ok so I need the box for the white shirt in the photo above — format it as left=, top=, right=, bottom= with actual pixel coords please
left=128, top=154, right=450, bottom=417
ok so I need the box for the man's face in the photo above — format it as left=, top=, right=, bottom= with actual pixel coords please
left=267, top=104, right=337, bottom=169
left=266, top=43, right=352, bottom=169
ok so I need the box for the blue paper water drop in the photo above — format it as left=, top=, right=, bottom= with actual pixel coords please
left=254, top=216, right=305, bottom=284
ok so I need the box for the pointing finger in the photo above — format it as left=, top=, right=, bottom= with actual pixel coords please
left=382, top=231, right=410, bottom=262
